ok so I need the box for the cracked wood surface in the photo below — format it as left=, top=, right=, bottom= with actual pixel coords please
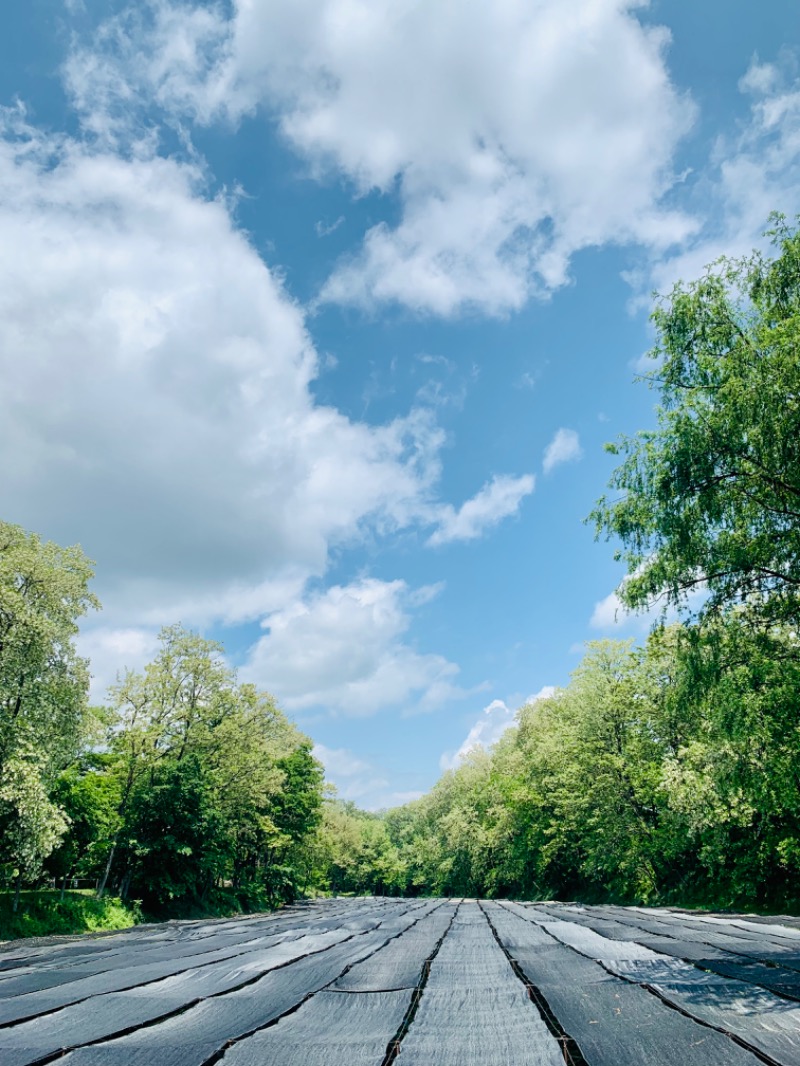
left=2, top=899, right=800, bottom=1065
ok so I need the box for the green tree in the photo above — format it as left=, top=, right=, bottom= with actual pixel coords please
left=124, top=755, right=229, bottom=909
left=659, top=615, right=800, bottom=909
left=592, top=218, right=800, bottom=628
left=0, top=521, right=98, bottom=903
left=46, top=757, right=122, bottom=897
left=512, top=641, right=685, bottom=901
left=0, top=745, right=69, bottom=910
left=321, top=802, right=405, bottom=896
left=96, top=625, right=236, bottom=896
left=0, top=520, right=98, bottom=776
left=97, top=625, right=324, bottom=909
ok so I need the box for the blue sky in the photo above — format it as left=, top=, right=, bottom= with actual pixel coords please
left=2, top=0, right=798, bottom=807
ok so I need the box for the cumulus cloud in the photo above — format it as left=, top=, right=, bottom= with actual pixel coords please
left=242, top=578, right=466, bottom=716
left=0, top=106, right=529, bottom=713
left=0, top=112, right=443, bottom=623
left=440, top=685, right=556, bottom=770
left=64, top=0, right=697, bottom=316
left=0, top=101, right=528, bottom=625
left=543, top=428, right=583, bottom=474
left=589, top=572, right=706, bottom=631
left=427, top=474, right=534, bottom=547
left=313, top=743, right=372, bottom=779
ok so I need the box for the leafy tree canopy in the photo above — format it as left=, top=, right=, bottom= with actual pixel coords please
left=592, top=216, right=800, bottom=628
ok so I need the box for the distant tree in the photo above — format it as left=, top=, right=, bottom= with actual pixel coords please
left=321, top=802, right=405, bottom=896
left=592, top=218, right=800, bottom=629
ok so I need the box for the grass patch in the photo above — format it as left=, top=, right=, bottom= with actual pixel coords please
left=0, top=890, right=141, bottom=942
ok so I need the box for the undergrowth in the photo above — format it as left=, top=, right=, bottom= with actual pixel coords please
left=0, top=891, right=141, bottom=942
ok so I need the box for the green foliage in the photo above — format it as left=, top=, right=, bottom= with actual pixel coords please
left=94, top=626, right=327, bottom=912
left=0, top=522, right=326, bottom=932
left=318, top=225, right=800, bottom=910
left=592, top=217, right=800, bottom=628
left=46, top=757, right=122, bottom=889
left=330, top=624, right=800, bottom=912
left=315, top=802, right=406, bottom=896
left=0, top=746, right=70, bottom=885
left=0, top=890, right=139, bottom=941
left=124, top=755, right=229, bottom=909
left=0, top=522, right=99, bottom=894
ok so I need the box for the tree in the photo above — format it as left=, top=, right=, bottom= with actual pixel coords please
left=0, top=521, right=98, bottom=775
left=96, top=625, right=325, bottom=909
left=96, top=625, right=235, bottom=897
left=592, top=218, right=800, bottom=629
left=124, top=755, right=229, bottom=909
left=46, top=757, right=122, bottom=897
left=0, top=745, right=69, bottom=911
left=512, top=641, right=686, bottom=901
left=658, top=615, right=800, bottom=909
left=321, top=802, right=405, bottom=896
left=0, top=521, right=98, bottom=902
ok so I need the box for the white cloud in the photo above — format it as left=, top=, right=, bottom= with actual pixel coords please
left=65, top=0, right=697, bottom=316
left=242, top=578, right=466, bottom=716
left=0, top=106, right=532, bottom=715
left=589, top=563, right=658, bottom=630
left=590, top=589, right=632, bottom=630
left=427, top=474, right=534, bottom=547
left=77, top=627, right=162, bottom=701
left=387, top=790, right=424, bottom=805
left=0, top=101, right=530, bottom=630
left=312, top=743, right=424, bottom=809
left=0, top=111, right=450, bottom=631
left=543, top=428, right=583, bottom=474
left=528, top=685, right=558, bottom=705
left=312, top=743, right=372, bottom=780
left=315, top=215, right=344, bottom=237
left=312, top=742, right=388, bottom=802
left=589, top=584, right=683, bottom=632
left=440, top=685, right=555, bottom=770
left=637, top=53, right=800, bottom=300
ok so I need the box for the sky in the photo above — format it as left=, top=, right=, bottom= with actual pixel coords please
left=2, top=0, right=799, bottom=808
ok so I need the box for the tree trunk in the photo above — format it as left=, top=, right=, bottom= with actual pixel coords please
left=96, top=840, right=117, bottom=899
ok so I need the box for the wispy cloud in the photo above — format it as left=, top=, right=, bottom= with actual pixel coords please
left=428, top=474, right=535, bottom=547
left=315, top=215, right=344, bottom=237
left=441, top=685, right=555, bottom=770
left=543, top=428, right=582, bottom=474
left=632, top=52, right=800, bottom=302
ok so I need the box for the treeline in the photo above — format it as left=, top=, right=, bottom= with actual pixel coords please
left=326, top=623, right=800, bottom=908
left=0, top=523, right=325, bottom=917
left=326, top=217, right=800, bottom=910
